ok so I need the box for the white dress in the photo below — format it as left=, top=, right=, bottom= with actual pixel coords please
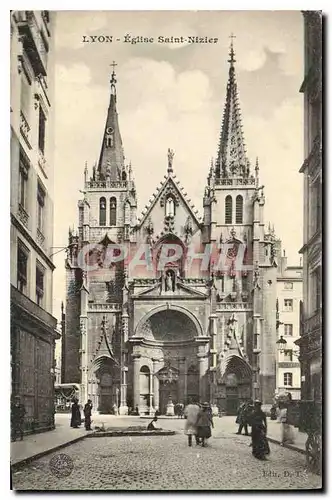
left=184, top=404, right=200, bottom=435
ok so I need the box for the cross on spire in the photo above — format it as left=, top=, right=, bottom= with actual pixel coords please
left=228, top=33, right=236, bottom=65
left=110, top=61, right=117, bottom=86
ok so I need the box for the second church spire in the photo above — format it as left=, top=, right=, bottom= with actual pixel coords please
left=215, top=36, right=251, bottom=180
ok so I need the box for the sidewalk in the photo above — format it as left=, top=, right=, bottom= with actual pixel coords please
left=218, top=416, right=307, bottom=454
left=11, top=414, right=307, bottom=469
left=11, top=416, right=87, bottom=468
left=265, top=419, right=307, bottom=454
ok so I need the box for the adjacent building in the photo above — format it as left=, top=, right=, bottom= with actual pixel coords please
left=10, top=11, right=59, bottom=433
left=276, top=249, right=303, bottom=400
left=297, top=11, right=322, bottom=401
left=63, top=43, right=280, bottom=416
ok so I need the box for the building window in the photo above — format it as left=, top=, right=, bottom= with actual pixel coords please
left=19, top=166, right=28, bottom=209
left=99, top=197, right=106, bottom=226
left=235, top=195, right=243, bottom=224
left=166, top=197, right=175, bottom=217
left=38, top=106, right=46, bottom=154
left=311, top=267, right=321, bottom=312
left=283, top=350, right=293, bottom=362
left=225, top=195, right=232, bottom=224
left=36, top=262, right=45, bottom=307
left=284, top=372, right=293, bottom=387
left=284, top=282, right=293, bottom=290
left=17, top=243, right=29, bottom=294
left=20, top=72, right=31, bottom=124
left=110, top=197, right=117, bottom=226
left=284, top=299, right=293, bottom=312
left=242, top=275, right=248, bottom=292
left=37, top=182, right=45, bottom=232
left=284, top=324, right=293, bottom=336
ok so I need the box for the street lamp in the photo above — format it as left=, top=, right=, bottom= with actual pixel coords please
left=276, top=335, right=287, bottom=352
left=276, top=335, right=300, bottom=358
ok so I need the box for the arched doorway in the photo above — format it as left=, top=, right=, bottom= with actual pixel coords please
left=133, top=305, right=206, bottom=413
left=93, top=356, right=118, bottom=414
left=217, top=355, right=252, bottom=415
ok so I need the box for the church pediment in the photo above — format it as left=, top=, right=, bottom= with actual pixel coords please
left=136, top=175, right=202, bottom=234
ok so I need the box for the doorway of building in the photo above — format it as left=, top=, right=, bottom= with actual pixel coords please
left=159, top=381, right=178, bottom=414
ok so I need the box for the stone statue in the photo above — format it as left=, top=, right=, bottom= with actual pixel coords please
left=167, top=148, right=175, bottom=172
left=165, top=271, right=174, bottom=292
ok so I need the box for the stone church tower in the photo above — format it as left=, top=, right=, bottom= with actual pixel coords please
left=62, top=44, right=279, bottom=415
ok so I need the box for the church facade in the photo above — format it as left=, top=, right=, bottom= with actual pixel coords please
left=62, top=46, right=280, bottom=416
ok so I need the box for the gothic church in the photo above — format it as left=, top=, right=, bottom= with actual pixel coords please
left=62, top=44, right=279, bottom=415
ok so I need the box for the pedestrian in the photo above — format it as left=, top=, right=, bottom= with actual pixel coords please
left=147, top=416, right=162, bottom=431
left=278, top=402, right=294, bottom=446
left=250, top=400, right=270, bottom=460
left=178, top=403, right=184, bottom=419
left=70, top=398, right=82, bottom=428
left=184, top=399, right=200, bottom=447
left=236, top=402, right=249, bottom=436
left=196, top=402, right=214, bottom=447
left=84, top=399, right=93, bottom=431
left=11, top=395, right=26, bottom=441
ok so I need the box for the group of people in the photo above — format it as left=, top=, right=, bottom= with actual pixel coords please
left=70, top=398, right=93, bottom=431
left=184, top=401, right=214, bottom=448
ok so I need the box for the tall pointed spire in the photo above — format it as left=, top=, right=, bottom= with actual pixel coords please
left=215, top=35, right=250, bottom=179
left=97, top=62, right=125, bottom=181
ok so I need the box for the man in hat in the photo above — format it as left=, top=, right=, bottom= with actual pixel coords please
left=84, top=399, right=93, bottom=431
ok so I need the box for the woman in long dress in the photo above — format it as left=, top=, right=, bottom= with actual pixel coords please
left=196, top=403, right=214, bottom=447
left=250, top=401, right=270, bottom=460
left=279, top=403, right=295, bottom=445
left=70, top=398, right=82, bottom=428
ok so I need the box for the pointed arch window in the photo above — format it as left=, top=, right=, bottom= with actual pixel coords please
left=225, top=195, right=233, bottom=224
left=110, top=197, right=117, bottom=226
left=99, top=197, right=106, bottom=226
left=166, top=196, right=175, bottom=217
left=236, top=195, right=243, bottom=224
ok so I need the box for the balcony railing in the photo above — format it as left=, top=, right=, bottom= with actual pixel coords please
left=215, top=177, right=256, bottom=187
left=37, top=228, right=45, bottom=248
left=216, top=302, right=252, bottom=311
left=20, top=111, right=31, bottom=147
left=38, top=149, right=47, bottom=176
left=17, top=11, right=48, bottom=76
left=85, top=180, right=133, bottom=189
left=88, top=303, right=122, bottom=312
left=18, top=203, right=29, bottom=227
left=302, top=309, right=322, bottom=336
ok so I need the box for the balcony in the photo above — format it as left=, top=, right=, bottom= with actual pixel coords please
left=17, top=11, right=48, bottom=76
left=302, top=309, right=322, bottom=336
left=300, top=134, right=321, bottom=175
left=18, top=203, right=29, bottom=228
left=20, top=111, right=32, bottom=149
left=37, top=228, right=45, bottom=248
left=216, top=302, right=252, bottom=311
left=88, top=303, right=122, bottom=312
left=215, top=177, right=256, bottom=187
left=85, top=180, right=133, bottom=190
left=38, top=149, right=48, bottom=177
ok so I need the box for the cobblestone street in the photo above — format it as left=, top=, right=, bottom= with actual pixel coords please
left=12, top=419, right=322, bottom=491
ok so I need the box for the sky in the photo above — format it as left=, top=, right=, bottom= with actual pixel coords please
left=51, top=10, right=304, bottom=321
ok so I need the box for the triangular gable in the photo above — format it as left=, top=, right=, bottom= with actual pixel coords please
left=137, top=174, right=202, bottom=229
